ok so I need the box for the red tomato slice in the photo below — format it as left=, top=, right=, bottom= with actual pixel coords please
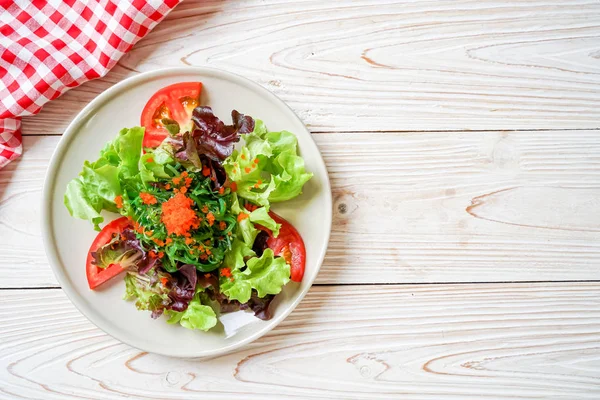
left=141, top=82, right=203, bottom=148
left=257, top=211, right=306, bottom=282
left=86, top=217, right=132, bottom=290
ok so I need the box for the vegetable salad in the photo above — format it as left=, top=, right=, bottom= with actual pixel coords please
left=64, top=82, right=311, bottom=331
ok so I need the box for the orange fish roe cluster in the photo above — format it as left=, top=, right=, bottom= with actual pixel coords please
left=161, top=192, right=199, bottom=236
left=114, top=195, right=123, bottom=209
left=219, top=221, right=227, bottom=230
left=219, top=267, right=234, bottom=281
left=220, top=267, right=232, bottom=278
left=229, top=182, right=237, bottom=192
left=202, top=165, right=211, bottom=177
left=206, top=212, right=215, bottom=226
left=218, top=187, right=225, bottom=195
left=139, top=192, right=157, bottom=205
left=237, top=212, right=249, bottom=222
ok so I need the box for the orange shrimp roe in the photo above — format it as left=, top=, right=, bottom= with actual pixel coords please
left=237, top=212, right=249, bottom=222
left=161, top=192, right=199, bottom=236
left=114, top=195, right=123, bottom=209
left=220, top=267, right=232, bottom=278
left=139, top=192, right=157, bottom=205
left=206, top=212, right=215, bottom=226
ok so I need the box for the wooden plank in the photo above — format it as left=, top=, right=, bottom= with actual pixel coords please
left=1, top=132, right=599, bottom=288
left=1, top=284, right=600, bottom=399
left=21, top=0, right=600, bottom=135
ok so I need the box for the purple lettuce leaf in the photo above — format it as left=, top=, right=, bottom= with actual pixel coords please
left=197, top=272, right=219, bottom=289
left=90, top=227, right=161, bottom=274
left=209, top=287, right=276, bottom=320
left=180, top=131, right=202, bottom=168
left=190, top=107, right=254, bottom=161
left=167, top=264, right=198, bottom=312
left=240, top=292, right=275, bottom=321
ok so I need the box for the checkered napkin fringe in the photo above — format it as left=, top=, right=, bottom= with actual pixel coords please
left=0, top=0, right=180, bottom=168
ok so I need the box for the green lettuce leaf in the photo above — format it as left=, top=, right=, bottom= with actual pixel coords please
left=64, top=127, right=146, bottom=229
left=224, top=120, right=312, bottom=207
left=249, top=207, right=280, bottom=237
left=64, top=162, right=121, bottom=230
left=123, top=272, right=170, bottom=312
left=224, top=147, right=275, bottom=207
left=164, top=291, right=217, bottom=331
left=223, top=238, right=256, bottom=271
left=139, top=152, right=171, bottom=184
left=115, top=127, right=145, bottom=179
left=266, top=151, right=313, bottom=202
left=237, top=217, right=259, bottom=247
left=220, top=249, right=290, bottom=303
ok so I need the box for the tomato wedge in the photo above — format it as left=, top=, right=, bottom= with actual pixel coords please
left=257, top=211, right=306, bottom=282
left=86, top=217, right=132, bottom=290
left=140, top=82, right=203, bottom=148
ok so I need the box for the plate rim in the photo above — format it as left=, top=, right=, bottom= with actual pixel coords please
left=41, top=66, right=332, bottom=358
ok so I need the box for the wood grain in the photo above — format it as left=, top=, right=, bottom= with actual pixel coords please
left=1, top=284, right=600, bottom=399
left=21, top=0, right=600, bottom=135
left=1, top=131, right=599, bottom=288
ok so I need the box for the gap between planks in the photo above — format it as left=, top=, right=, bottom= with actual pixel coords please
left=20, top=127, right=600, bottom=137
left=3, top=280, right=600, bottom=291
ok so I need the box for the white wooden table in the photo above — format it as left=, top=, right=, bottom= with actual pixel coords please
left=2, top=1, right=600, bottom=398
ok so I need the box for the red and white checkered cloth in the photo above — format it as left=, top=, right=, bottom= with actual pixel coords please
left=0, top=0, right=180, bottom=168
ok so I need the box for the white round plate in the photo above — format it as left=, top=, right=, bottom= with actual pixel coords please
left=42, top=67, right=332, bottom=358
